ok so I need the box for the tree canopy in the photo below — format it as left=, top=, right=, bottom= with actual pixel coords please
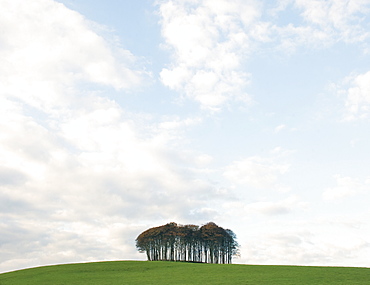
left=136, top=222, right=239, bottom=264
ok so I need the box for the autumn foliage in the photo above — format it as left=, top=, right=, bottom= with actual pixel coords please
left=136, top=222, right=239, bottom=264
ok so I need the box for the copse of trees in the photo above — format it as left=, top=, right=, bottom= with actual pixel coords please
left=135, top=222, right=239, bottom=264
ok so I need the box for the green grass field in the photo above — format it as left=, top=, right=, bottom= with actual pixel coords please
left=0, top=261, right=369, bottom=285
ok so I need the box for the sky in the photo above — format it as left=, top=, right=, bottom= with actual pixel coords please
left=1, top=0, right=370, bottom=273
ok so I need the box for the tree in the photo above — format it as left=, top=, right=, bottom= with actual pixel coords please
left=135, top=222, right=239, bottom=264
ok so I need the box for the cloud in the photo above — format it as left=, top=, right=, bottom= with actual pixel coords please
left=0, top=0, right=144, bottom=112
left=294, top=0, right=370, bottom=43
left=157, top=0, right=370, bottom=111
left=0, top=166, right=27, bottom=186
left=0, top=0, right=226, bottom=273
left=223, top=196, right=306, bottom=218
left=223, top=149, right=290, bottom=189
left=158, top=0, right=258, bottom=110
left=245, top=197, right=302, bottom=216
left=0, top=101, right=220, bottom=271
left=236, top=212, right=370, bottom=266
left=260, top=0, right=370, bottom=52
left=323, top=175, right=370, bottom=201
left=243, top=228, right=370, bottom=266
left=274, top=124, right=286, bottom=133
left=327, top=70, right=370, bottom=121
left=340, top=71, right=370, bottom=120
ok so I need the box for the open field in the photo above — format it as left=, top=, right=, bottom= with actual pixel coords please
left=0, top=261, right=369, bottom=285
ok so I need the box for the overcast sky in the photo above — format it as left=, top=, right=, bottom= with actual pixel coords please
left=1, top=0, right=370, bottom=273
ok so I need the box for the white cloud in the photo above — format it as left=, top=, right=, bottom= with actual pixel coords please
left=243, top=228, right=370, bottom=266
left=274, top=124, right=286, bottom=133
left=340, top=71, right=370, bottom=120
left=223, top=150, right=290, bottom=189
left=246, top=197, right=305, bottom=215
left=0, top=0, right=143, bottom=112
left=158, top=0, right=370, bottom=111
left=233, top=212, right=370, bottom=266
left=327, top=70, right=370, bottom=120
left=158, top=0, right=258, bottom=110
left=323, top=175, right=369, bottom=201
left=0, top=0, right=224, bottom=273
left=294, top=0, right=370, bottom=43
left=0, top=98, right=221, bottom=272
left=157, top=0, right=370, bottom=110
left=225, top=196, right=307, bottom=217
left=260, top=0, right=370, bottom=52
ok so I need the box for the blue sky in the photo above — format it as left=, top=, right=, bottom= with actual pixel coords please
left=1, top=0, right=370, bottom=272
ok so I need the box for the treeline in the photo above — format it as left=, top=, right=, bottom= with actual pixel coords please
left=136, top=222, right=239, bottom=264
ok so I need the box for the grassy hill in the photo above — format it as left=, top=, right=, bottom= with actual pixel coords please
left=0, top=261, right=369, bottom=285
